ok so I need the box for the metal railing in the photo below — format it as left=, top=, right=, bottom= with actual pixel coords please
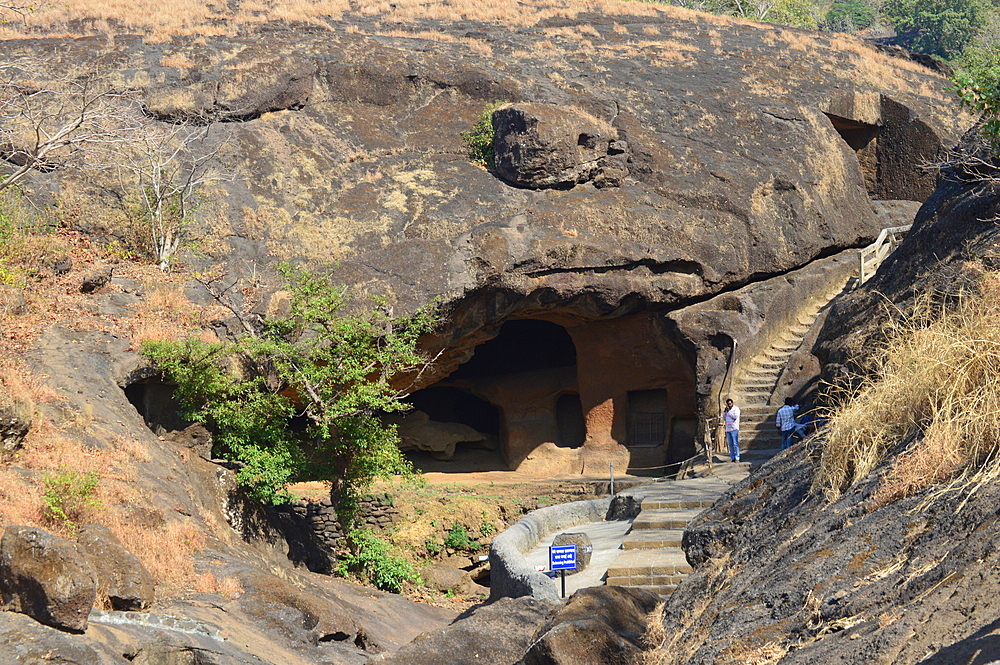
left=858, top=224, right=912, bottom=287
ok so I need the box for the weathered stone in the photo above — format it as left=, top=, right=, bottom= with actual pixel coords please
left=493, top=103, right=627, bottom=189
left=0, top=526, right=97, bottom=633
left=522, top=586, right=663, bottom=665
left=420, top=563, right=471, bottom=593
left=76, top=523, right=155, bottom=611
left=551, top=532, right=592, bottom=575
left=0, top=285, right=27, bottom=316
left=80, top=266, right=112, bottom=294
left=0, top=390, right=31, bottom=453
left=161, top=423, right=213, bottom=460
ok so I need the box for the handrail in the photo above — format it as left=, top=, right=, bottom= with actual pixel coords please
left=858, top=224, right=912, bottom=287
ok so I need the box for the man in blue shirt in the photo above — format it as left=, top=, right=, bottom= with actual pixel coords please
left=776, top=397, right=799, bottom=451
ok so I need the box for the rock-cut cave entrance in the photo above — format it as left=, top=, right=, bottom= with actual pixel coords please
left=404, top=312, right=698, bottom=476
left=400, top=319, right=583, bottom=473
left=823, top=95, right=940, bottom=202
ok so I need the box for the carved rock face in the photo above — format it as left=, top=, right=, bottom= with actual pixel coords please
left=493, top=103, right=628, bottom=189
left=0, top=526, right=97, bottom=633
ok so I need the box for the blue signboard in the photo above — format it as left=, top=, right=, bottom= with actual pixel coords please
left=550, top=544, right=577, bottom=571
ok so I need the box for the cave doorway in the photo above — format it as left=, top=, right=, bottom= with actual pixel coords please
left=825, top=112, right=880, bottom=197
left=124, top=378, right=189, bottom=433
left=626, top=389, right=669, bottom=476
left=555, top=393, right=586, bottom=448
left=404, top=318, right=581, bottom=472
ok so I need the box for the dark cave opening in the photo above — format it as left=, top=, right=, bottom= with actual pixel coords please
left=449, top=319, right=576, bottom=380
left=124, top=378, right=189, bottom=433
left=555, top=393, right=586, bottom=448
left=407, top=386, right=501, bottom=436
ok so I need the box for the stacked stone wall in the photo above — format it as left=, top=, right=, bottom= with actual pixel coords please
left=288, top=494, right=399, bottom=549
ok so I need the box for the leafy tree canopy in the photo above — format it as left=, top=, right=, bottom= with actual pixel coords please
left=143, top=265, right=437, bottom=522
left=954, top=31, right=1000, bottom=146
left=885, top=0, right=993, bottom=58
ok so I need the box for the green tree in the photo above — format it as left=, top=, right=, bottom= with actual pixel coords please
left=885, top=0, right=991, bottom=58
left=143, top=265, right=437, bottom=522
left=824, top=0, right=878, bottom=31
left=955, top=34, right=1000, bottom=145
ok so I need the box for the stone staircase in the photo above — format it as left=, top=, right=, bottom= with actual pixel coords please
left=605, top=476, right=743, bottom=595
left=728, top=281, right=849, bottom=457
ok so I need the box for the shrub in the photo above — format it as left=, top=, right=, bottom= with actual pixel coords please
left=461, top=101, right=506, bottom=169
left=443, top=522, right=475, bottom=550
left=41, top=469, right=102, bottom=533
left=815, top=270, right=1000, bottom=502
left=337, top=527, right=416, bottom=593
left=954, top=36, right=1000, bottom=146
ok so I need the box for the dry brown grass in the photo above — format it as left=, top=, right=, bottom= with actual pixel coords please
left=0, top=0, right=739, bottom=41
left=195, top=571, right=244, bottom=599
left=816, top=270, right=1000, bottom=503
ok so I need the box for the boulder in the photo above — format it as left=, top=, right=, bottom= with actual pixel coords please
left=550, top=532, right=592, bottom=575
left=76, top=523, right=155, bottom=611
left=0, top=526, right=97, bottom=633
left=493, top=103, right=628, bottom=189
left=394, top=410, right=486, bottom=461
left=522, top=586, right=663, bottom=665
left=0, top=390, right=31, bottom=453
left=421, top=563, right=473, bottom=594
left=369, top=596, right=560, bottom=665
left=0, top=285, right=26, bottom=316
left=80, top=266, right=112, bottom=294
left=161, top=423, right=213, bottom=461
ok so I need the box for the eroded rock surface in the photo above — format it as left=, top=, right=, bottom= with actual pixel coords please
left=0, top=526, right=97, bottom=633
left=77, top=523, right=155, bottom=611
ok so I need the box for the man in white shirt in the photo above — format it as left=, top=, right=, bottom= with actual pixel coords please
left=776, top=397, right=799, bottom=450
left=723, top=398, right=740, bottom=462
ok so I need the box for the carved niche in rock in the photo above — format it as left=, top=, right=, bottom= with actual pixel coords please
left=493, top=103, right=629, bottom=189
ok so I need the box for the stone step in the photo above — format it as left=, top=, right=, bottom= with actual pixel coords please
left=640, top=496, right=721, bottom=510
left=622, top=529, right=684, bottom=550
left=632, top=508, right=703, bottom=530
left=605, top=582, right=679, bottom=596
left=606, top=548, right=693, bottom=578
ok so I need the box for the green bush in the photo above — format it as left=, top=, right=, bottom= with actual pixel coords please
left=479, top=522, right=496, bottom=538
left=824, top=0, right=876, bottom=31
left=337, top=528, right=416, bottom=593
left=444, top=523, right=476, bottom=550
left=41, top=470, right=102, bottom=533
left=461, top=101, right=506, bottom=169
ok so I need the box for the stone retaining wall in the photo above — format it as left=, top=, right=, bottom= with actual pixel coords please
left=488, top=496, right=616, bottom=602
left=288, top=494, right=399, bottom=550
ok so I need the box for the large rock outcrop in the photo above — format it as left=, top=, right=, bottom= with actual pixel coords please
left=0, top=526, right=97, bottom=633
left=76, top=523, right=155, bottom=611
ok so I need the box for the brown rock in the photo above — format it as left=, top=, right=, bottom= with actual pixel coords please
left=0, top=390, right=31, bottom=454
left=420, top=563, right=472, bottom=594
left=551, top=532, right=592, bottom=575
left=493, top=103, right=627, bottom=189
left=80, top=266, right=112, bottom=294
left=76, top=523, right=155, bottom=611
left=161, top=423, right=213, bottom=460
left=522, top=586, right=663, bottom=665
left=0, top=526, right=97, bottom=633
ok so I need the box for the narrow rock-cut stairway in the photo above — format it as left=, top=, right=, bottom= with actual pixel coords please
left=605, top=474, right=745, bottom=595
left=728, top=280, right=849, bottom=458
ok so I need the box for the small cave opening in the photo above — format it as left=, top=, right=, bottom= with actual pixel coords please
left=555, top=393, right=586, bottom=448
left=449, top=319, right=576, bottom=380
left=124, top=378, right=189, bottom=433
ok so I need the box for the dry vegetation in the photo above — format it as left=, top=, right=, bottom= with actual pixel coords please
left=816, top=269, right=1000, bottom=506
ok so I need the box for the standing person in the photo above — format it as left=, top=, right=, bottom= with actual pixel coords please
left=723, top=398, right=741, bottom=462
left=776, top=397, right=799, bottom=451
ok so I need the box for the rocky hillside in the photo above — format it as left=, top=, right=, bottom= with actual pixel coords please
left=645, top=132, right=1000, bottom=664
left=0, top=4, right=981, bottom=663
